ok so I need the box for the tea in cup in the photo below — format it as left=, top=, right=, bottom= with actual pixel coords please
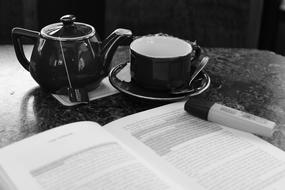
left=129, top=34, right=201, bottom=92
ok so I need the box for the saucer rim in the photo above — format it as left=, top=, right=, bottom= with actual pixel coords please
left=108, top=62, right=211, bottom=101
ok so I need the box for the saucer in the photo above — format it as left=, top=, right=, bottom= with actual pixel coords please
left=108, top=62, right=210, bottom=101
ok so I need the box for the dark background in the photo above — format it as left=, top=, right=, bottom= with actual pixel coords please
left=1, top=0, right=284, bottom=54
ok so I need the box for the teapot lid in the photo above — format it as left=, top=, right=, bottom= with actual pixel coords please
left=41, top=15, right=95, bottom=41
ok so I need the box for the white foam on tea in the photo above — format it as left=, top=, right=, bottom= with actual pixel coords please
left=130, top=36, right=192, bottom=58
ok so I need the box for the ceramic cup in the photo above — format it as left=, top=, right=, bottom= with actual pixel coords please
left=130, top=34, right=201, bottom=91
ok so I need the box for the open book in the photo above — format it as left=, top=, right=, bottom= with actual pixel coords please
left=1, top=101, right=285, bottom=190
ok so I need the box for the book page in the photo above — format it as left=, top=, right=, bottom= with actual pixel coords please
left=106, top=101, right=285, bottom=190
left=0, top=121, right=180, bottom=190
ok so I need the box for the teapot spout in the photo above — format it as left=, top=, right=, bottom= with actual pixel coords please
left=102, top=28, right=132, bottom=75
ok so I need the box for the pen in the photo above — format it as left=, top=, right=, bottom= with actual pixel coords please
left=184, top=98, right=276, bottom=137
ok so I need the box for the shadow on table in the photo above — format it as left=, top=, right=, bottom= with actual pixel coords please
left=19, top=87, right=66, bottom=134
left=18, top=85, right=166, bottom=133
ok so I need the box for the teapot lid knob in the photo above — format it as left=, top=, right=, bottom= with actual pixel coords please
left=41, top=14, right=95, bottom=40
left=60, top=15, right=76, bottom=25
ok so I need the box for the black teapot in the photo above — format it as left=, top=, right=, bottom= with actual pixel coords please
left=12, top=15, right=132, bottom=101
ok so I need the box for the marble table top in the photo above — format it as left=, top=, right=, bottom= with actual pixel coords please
left=1, top=45, right=285, bottom=150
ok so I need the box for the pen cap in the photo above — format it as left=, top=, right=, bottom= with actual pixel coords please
left=184, top=98, right=214, bottom=120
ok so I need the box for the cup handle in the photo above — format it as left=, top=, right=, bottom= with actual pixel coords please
left=189, top=41, right=201, bottom=62
left=11, top=27, right=40, bottom=71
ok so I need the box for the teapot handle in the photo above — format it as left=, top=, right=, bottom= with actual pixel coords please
left=11, top=27, right=40, bottom=71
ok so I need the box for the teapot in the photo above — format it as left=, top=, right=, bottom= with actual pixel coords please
left=12, top=15, right=132, bottom=101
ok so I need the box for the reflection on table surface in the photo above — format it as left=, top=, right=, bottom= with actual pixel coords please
left=1, top=45, right=285, bottom=150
